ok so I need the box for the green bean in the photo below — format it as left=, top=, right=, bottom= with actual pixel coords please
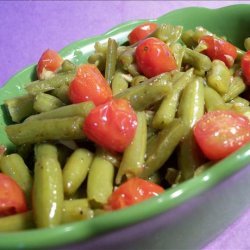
left=244, top=38, right=250, bottom=51
left=177, top=76, right=205, bottom=128
left=165, top=168, right=179, bottom=186
left=63, top=148, right=94, bottom=196
left=50, top=84, right=70, bottom=104
left=118, top=47, right=135, bottom=71
left=0, top=154, right=33, bottom=202
left=61, top=199, right=93, bottom=224
left=230, top=96, right=249, bottom=107
left=178, top=130, right=205, bottom=181
left=204, top=86, right=227, bottom=111
left=61, top=60, right=76, bottom=73
left=207, top=60, right=231, bottom=95
left=116, top=112, right=147, bottom=184
left=127, top=63, right=140, bottom=77
left=115, top=72, right=172, bottom=111
left=87, top=156, right=114, bottom=207
left=25, top=101, right=94, bottom=121
left=141, top=119, right=187, bottom=178
left=105, top=38, right=118, bottom=84
left=152, top=24, right=183, bottom=45
left=131, top=75, right=148, bottom=87
left=33, top=93, right=65, bottom=113
left=25, top=72, right=75, bottom=95
left=96, top=147, right=121, bottom=168
left=0, top=211, right=34, bottom=232
left=183, top=47, right=212, bottom=72
left=6, top=116, right=85, bottom=145
left=181, top=29, right=196, bottom=48
left=152, top=68, right=193, bottom=129
left=33, top=143, right=63, bottom=228
left=170, top=43, right=185, bottom=70
left=94, top=41, right=108, bottom=54
left=111, top=71, right=129, bottom=95
left=88, top=52, right=106, bottom=72
left=4, top=95, right=35, bottom=123
left=222, top=76, right=246, bottom=102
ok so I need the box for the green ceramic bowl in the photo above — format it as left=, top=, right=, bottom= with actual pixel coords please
left=1, top=4, right=250, bottom=250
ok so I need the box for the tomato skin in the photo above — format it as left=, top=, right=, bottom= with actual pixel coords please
left=200, top=35, right=237, bottom=68
left=106, top=177, right=164, bottom=210
left=128, top=22, right=158, bottom=45
left=0, top=173, right=28, bottom=217
left=68, top=64, right=112, bottom=106
left=193, top=110, right=250, bottom=161
left=135, top=37, right=177, bottom=78
left=241, top=51, right=250, bottom=85
left=83, top=98, right=137, bottom=152
left=37, top=49, right=63, bottom=79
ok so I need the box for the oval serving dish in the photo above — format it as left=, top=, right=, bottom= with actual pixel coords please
left=1, top=4, right=250, bottom=250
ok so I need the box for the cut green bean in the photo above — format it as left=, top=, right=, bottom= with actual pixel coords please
left=0, top=154, right=33, bottom=203
left=177, top=76, right=205, bottom=128
left=88, top=52, right=106, bottom=72
left=116, top=112, right=147, bottom=184
left=131, top=75, right=148, bottom=87
left=222, top=76, right=246, bottom=102
left=33, top=143, right=63, bottom=228
left=152, top=68, right=193, bottom=129
left=118, top=47, right=135, bottom=71
left=33, top=93, right=65, bottom=113
left=50, top=84, right=70, bottom=104
left=105, top=38, right=118, bottom=84
left=111, top=71, right=129, bottom=95
left=207, top=60, right=231, bottom=95
left=4, top=95, right=35, bottom=123
left=152, top=24, right=183, bottom=45
left=25, top=72, right=75, bottom=95
left=6, top=116, right=85, bottom=145
left=63, top=148, right=94, bottom=196
left=61, top=60, right=76, bottom=73
left=178, top=130, right=205, bottom=181
left=25, top=101, right=94, bottom=121
left=170, top=43, right=185, bottom=70
left=183, top=47, right=212, bottom=72
left=204, top=86, right=227, bottom=111
left=141, top=119, right=187, bottom=178
left=0, top=211, right=34, bottom=232
left=61, top=199, right=93, bottom=224
left=87, top=156, right=114, bottom=207
left=115, top=72, right=172, bottom=111
left=96, top=147, right=121, bottom=168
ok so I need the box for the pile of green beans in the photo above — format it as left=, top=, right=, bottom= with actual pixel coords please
left=1, top=23, right=250, bottom=232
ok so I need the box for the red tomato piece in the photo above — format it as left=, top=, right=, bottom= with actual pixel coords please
left=68, top=64, right=112, bottom=106
left=135, top=37, right=177, bottom=78
left=0, top=173, right=28, bottom=217
left=83, top=98, right=137, bottom=152
left=241, top=51, right=250, bottom=85
left=128, top=22, right=158, bottom=45
left=193, top=110, right=250, bottom=161
left=37, top=49, right=63, bottom=79
left=200, top=35, right=237, bottom=68
left=106, top=177, right=164, bottom=210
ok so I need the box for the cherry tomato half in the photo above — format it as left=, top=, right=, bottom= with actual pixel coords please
left=241, top=51, right=250, bottom=85
left=83, top=98, right=137, bottom=152
left=193, top=110, right=250, bottom=161
left=135, top=37, right=177, bottom=78
left=0, top=173, right=28, bottom=217
left=128, top=22, right=158, bottom=45
left=200, top=35, right=237, bottom=68
left=37, top=49, right=63, bottom=80
left=68, top=64, right=112, bottom=106
left=106, top=177, right=164, bottom=210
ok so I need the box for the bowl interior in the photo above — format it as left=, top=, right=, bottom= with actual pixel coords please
left=1, top=4, right=250, bottom=249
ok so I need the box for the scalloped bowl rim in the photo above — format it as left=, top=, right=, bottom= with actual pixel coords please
left=1, top=4, right=250, bottom=249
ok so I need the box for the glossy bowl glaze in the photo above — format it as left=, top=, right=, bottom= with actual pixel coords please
left=1, top=4, right=250, bottom=250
